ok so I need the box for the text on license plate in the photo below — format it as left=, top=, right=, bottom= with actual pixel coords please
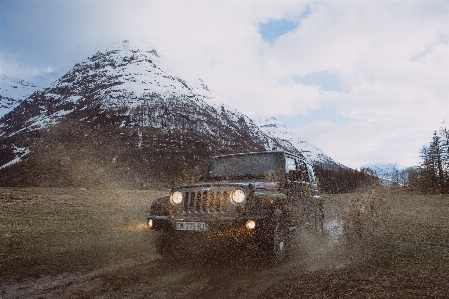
left=175, top=222, right=207, bottom=231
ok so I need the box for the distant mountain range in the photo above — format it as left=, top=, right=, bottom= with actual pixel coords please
left=361, top=163, right=412, bottom=186
left=0, top=40, right=343, bottom=187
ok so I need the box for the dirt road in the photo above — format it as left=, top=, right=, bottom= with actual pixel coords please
left=3, top=225, right=348, bottom=299
left=0, top=187, right=349, bottom=298
left=2, top=188, right=448, bottom=298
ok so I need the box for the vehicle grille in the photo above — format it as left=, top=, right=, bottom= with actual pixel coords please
left=182, top=190, right=230, bottom=213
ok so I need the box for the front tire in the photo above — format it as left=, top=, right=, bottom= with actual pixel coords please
left=155, top=232, right=180, bottom=258
left=263, top=209, right=288, bottom=264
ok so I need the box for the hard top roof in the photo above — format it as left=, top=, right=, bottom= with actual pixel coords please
left=212, top=151, right=309, bottom=163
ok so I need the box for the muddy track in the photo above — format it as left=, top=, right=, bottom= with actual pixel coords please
left=3, top=188, right=448, bottom=298
left=2, top=188, right=390, bottom=298
left=2, top=226, right=348, bottom=299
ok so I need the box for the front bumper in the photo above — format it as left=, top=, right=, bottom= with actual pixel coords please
left=147, top=215, right=270, bottom=234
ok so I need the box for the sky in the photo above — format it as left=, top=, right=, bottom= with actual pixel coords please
left=1, top=1, right=448, bottom=169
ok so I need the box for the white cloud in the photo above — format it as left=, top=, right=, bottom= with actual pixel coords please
left=252, top=1, right=449, bottom=167
left=1, top=0, right=448, bottom=168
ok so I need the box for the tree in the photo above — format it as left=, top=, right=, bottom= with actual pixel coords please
left=417, top=125, right=449, bottom=193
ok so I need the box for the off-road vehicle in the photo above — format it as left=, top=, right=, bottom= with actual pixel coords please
left=147, top=151, right=323, bottom=262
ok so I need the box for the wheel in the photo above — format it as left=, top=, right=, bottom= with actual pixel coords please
left=154, top=232, right=180, bottom=258
left=264, top=209, right=288, bottom=264
left=272, top=211, right=286, bottom=262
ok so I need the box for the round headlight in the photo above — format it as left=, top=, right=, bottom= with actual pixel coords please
left=170, top=191, right=183, bottom=205
left=230, top=189, right=245, bottom=204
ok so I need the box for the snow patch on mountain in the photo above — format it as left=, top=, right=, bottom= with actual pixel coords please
left=0, top=146, right=29, bottom=169
left=0, top=75, right=40, bottom=118
left=0, top=75, right=38, bottom=100
left=0, top=72, right=58, bottom=119
left=98, top=39, right=222, bottom=108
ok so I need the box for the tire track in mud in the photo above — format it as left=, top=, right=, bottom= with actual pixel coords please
left=1, top=257, right=156, bottom=299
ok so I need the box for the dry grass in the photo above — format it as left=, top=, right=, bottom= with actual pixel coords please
left=259, top=188, right=449, bottom=298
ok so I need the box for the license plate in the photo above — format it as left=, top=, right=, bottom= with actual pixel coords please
left=175, top=222, right=207, bottom=231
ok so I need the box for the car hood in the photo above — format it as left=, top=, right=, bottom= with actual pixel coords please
left=171, top=181, right=280, bottom=192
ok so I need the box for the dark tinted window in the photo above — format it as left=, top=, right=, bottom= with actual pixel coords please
left=208, top=152, right=284, bottom=180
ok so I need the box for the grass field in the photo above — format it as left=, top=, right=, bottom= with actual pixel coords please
left=259, top=189, right=449, bottom=298
left=0, top=187, right=165, bottom=282
left=1, top=187, right=449, bottom=298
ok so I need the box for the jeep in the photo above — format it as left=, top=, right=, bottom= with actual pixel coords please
left=147, top=151, right=323, bottom=262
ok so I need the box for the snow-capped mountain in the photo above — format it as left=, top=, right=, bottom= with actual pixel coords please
left=0, top=40, right=293, bottom=187
left=258, top=117, right=343, bottom=169
left=0, top=75, right=41, bottom=118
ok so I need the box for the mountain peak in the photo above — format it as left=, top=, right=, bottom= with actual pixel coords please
left=259, top=117, right=287, bottom=129
left=0, top=75, right=41, bottom=118
left=106, top=39, right=156, bottom=53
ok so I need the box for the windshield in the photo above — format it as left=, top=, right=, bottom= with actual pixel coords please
left=207, top=152, right=284, bottom=181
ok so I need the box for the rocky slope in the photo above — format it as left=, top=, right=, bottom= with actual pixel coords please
left=0, top=75, right=42, bottom=118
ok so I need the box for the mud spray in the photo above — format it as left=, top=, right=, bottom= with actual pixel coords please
left=288, top=186, right=389, bottom=274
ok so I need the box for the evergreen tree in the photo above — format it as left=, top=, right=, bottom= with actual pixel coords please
left=417, top=124, right=449, bottom=193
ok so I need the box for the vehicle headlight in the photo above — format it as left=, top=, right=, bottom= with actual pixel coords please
left=170, top=191, right=183, bottom=205
left=230, top=189, right=245, bottom=204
